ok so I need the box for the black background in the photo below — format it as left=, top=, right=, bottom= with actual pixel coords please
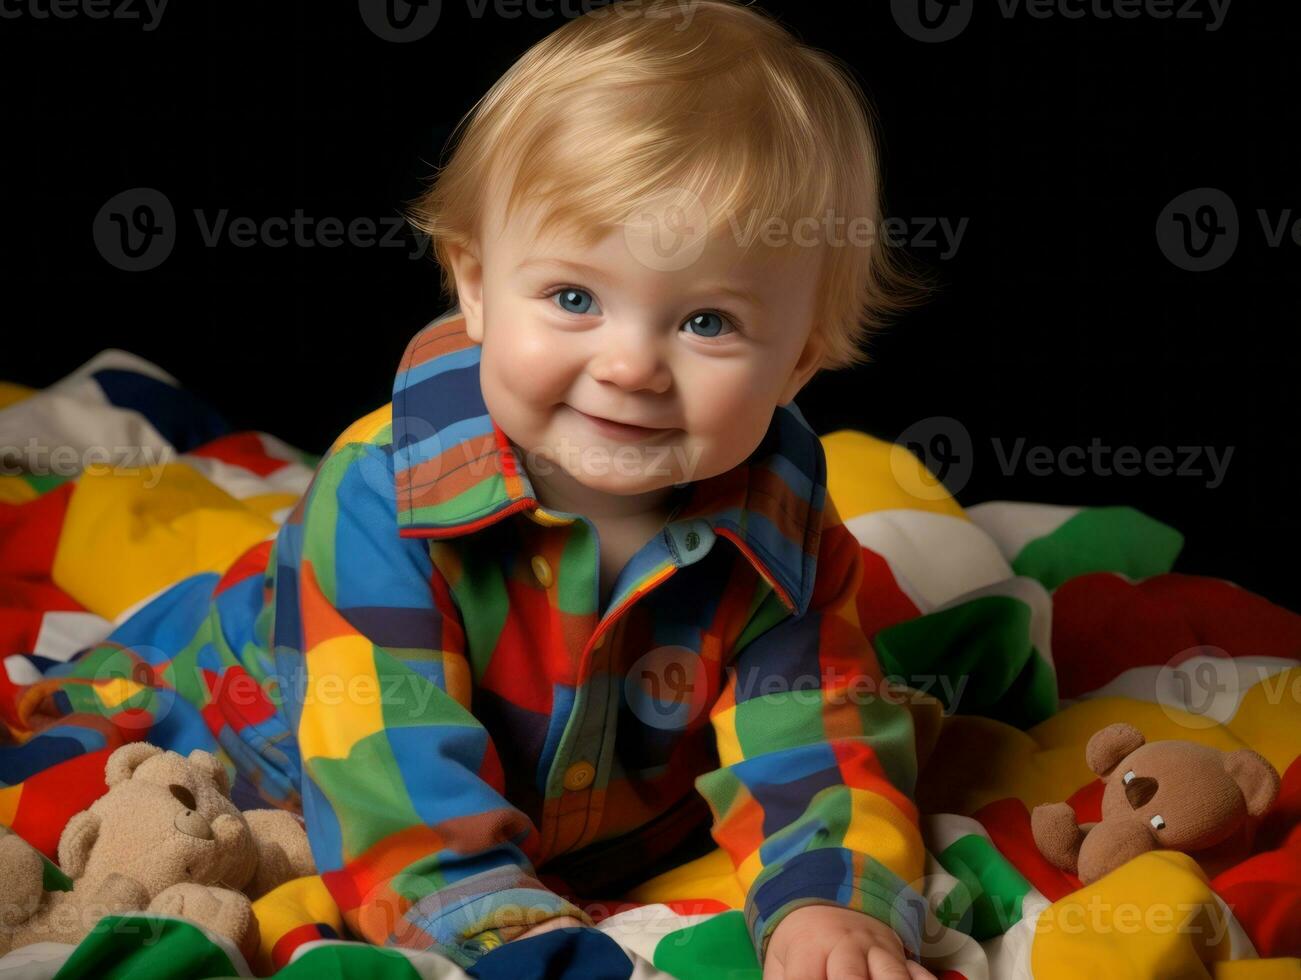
left=2, top=0, right=1297, bottom=608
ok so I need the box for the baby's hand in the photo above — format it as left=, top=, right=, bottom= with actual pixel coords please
left=510, top=914, right=588, bottom=942
left=764, top=904, right=936, bottom=980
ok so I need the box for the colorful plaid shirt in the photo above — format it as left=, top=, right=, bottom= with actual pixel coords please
left=261, top=311, right=927, bottom=968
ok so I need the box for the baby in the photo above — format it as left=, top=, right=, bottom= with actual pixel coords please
left=264, top=1, right=934, bottom=978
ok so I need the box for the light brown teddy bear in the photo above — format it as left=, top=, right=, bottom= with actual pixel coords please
left=1032, top=722, right=1281, bottom=884
left=0, top=741, right=315, bottom=964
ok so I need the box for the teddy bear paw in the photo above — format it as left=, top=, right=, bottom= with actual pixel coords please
left=149, top=883, right=258, bottom=961
left=0, top=830, right=47, bottom=928
left=1031, top=801, right=1085, bottom=873
left=87, top=872, right=151, bottom=913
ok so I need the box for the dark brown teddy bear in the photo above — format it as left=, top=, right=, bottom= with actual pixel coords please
left=1031, top=722, right=1281, bottom=884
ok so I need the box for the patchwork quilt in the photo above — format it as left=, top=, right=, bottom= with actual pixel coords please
left=0, top=351, right=1296, bottom=979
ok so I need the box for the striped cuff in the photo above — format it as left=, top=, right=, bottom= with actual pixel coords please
left=385, top=866, right=595, bottom=968
left=746, top=848, right=927, bottom=966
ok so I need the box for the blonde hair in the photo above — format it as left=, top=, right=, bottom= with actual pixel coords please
left=406, top=0, right=931, bottom=372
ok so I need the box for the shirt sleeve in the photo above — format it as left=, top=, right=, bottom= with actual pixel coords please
left=268, top=435, right=594, bottom=968
left=692, top=495, right=928, bottom=967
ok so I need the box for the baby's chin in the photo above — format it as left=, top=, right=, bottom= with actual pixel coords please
left=552, top=464, right=683, bottom=498
left=511, top=419, right=733, bottom=493
left=555, top=446, right=738, bottom=500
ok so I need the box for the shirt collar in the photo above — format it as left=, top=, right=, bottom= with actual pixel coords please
left=390, top=312, right=826, bottom=616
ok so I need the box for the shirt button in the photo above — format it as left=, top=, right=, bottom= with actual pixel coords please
left=531, top=555, right=553, bottom=588
left=670, top=519, right=714, bottom=564
left=563, top=761, right=595, bottom=791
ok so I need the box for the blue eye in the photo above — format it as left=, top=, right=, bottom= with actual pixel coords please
left=682, top=312, right=731, bottom=339
left=552, top=287, right=598, bottom=315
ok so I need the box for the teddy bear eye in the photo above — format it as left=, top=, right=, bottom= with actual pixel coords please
left=1123, top=770, right=1136, bottom=784
left=1150, top=814, right=1165, bottom=830
left=169, top=784, right=197, bottom=810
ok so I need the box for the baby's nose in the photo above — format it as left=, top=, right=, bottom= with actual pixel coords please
left=590, top=330, right=671, bottom=393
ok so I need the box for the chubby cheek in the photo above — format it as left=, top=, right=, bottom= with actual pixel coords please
left=681, top=368, right=775, bottom=478
left=483, top=321, right=571, bottom=413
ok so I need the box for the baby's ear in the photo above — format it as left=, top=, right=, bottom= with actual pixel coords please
left=443, top=242, right=484, bottom=342
left=778, top=330, right=825, bottom=406
left=465, top=315, right=483, bottom=344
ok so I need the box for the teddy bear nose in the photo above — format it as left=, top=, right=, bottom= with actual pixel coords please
left=168, top=783, right=212, bottom=839
left=1124, top=775, right=1158, bottom=809
left=174, top=809, right=214, bottom=840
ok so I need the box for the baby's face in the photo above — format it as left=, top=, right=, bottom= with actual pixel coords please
left=450, top=189, right=825, bottom=503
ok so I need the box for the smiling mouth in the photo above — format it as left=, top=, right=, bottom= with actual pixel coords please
left=569, top=406, right=674, bottom=439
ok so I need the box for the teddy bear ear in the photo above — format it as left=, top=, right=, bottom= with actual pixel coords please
left=105, top=742, right=164, bottom=788
left=1085, top=723, right=1147, bottom=777
left=1224, top=749, right=1281, bottom=818
left=187, top=749, right=231, bottom=798
left=58, top=810, right=100, bottom=879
